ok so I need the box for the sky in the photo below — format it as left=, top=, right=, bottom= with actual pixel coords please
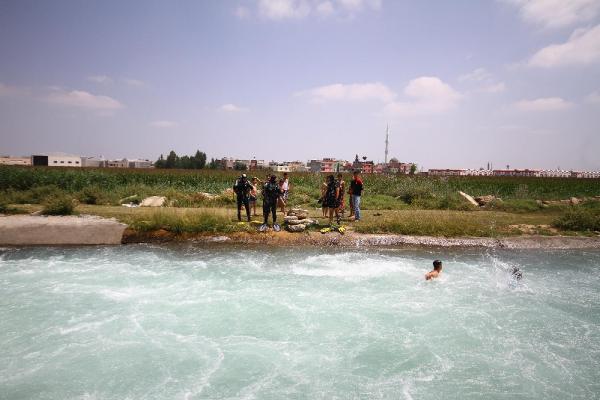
left=0, top=0, right=599, bottom=170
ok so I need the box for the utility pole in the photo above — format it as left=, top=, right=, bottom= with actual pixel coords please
left=384, top=124, right=389, bottom=164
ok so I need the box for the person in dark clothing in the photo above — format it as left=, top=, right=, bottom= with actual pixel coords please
left=261, top=175, right=282, bottom=231
left=324, top=175, right=340, bottom=225
left=233, top=174, right=254, bottom=222
left=350, top=170, right=363, bottom=221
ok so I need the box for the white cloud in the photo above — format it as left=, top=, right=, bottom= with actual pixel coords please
left=585, top=91, right=600, bottom=104
left=250, top=0, right=380, bottom=20
left=383, top=77, right=462, bottom=117
left=459, top=68, right=506, bottom=94
left=122, top=78, right=146, bottom=87
left=459, top=68, right=492, bottom=82
left=220, top=103, right=248, bottom=112
left=297, top=82, right=395, bottom=103
left=150, top=120, right=178, bottom=128
left=316, top=1, right=334, bottom=16
left=87, top=75, right=113, bottom=84
left=45, top=89, right=124, bottom=110
left=514, top=97, right=574, bottom=111
left=235, top=5, right=251, bottom=18
left=480, top=82, right=507, bottom=93
left=528, top=25, right=600, bottom=67
left=337, top=0, right=381, bottom=12
left=258, top=0, right=310, bottom=19
left=0, top=82, right=29, bottom=97
left=503, top=0, right=600, bottom=29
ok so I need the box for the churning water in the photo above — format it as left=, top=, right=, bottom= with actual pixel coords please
left=1, top=245, right=599, bottom=399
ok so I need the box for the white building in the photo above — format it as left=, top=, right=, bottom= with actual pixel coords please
left=82, top=156, right=107, bottom=168
left=127, top=159, right=153, bottom=168
left=32, top=153, right=82, bottom=167
left=270, top=164, right=290, bottom=172
left=0, top=156, right=31, bottom=166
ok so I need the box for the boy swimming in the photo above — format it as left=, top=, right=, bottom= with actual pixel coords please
left=425, top=260, right=443, bottom=280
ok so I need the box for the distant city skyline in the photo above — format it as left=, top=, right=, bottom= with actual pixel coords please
left=1, top=0, right=600, bottom=170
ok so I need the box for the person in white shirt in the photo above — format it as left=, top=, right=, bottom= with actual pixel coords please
left=279, top=172, right=290, bottom=215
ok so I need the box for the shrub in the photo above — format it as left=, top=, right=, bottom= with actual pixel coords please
left=552, top=208, right=600, bottom=231
left=42, top=195, right=75, bottom=215
left=78, top=185, right=104, bottom=205
left=484, top=199, right=542, bottom=213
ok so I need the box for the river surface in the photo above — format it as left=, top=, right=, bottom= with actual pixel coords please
left=1, top=245, right=599, bottom=399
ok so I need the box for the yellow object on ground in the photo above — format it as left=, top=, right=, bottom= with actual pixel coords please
left=320, top=227, right=332, bottom=234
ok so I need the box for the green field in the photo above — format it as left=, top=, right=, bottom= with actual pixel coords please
left=1, top=166, right=599, bottom=236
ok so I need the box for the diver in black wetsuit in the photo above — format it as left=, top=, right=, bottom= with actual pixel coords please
left=233, top=174, right=254, bottom=222
left=261, top=175, right=282, bottom=231
left=511, top=267, right=523, bottom=280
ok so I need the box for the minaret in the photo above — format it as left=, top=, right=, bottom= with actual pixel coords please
left=384, top=124, right=389, bottom=164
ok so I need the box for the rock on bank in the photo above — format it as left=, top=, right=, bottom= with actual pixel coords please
left=0, top=215, right=127, bottom=245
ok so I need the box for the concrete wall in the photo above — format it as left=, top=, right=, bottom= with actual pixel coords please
left=0, top=216, right=127, bottom=245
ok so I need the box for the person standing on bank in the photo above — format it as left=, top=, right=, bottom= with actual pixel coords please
left=280, top=172, right=290, bottom=215
left=324, top=174, right=340, bottom=226
left=261, top=175, right=282, bottom=232
left=350, top=170, right=363, bottom=221
left=233, top=174, right=254, bottom=222
left=336, top=173, right=346, bottom=219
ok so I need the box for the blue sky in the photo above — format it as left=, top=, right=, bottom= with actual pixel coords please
left=1, top=0, right=599, bottom=170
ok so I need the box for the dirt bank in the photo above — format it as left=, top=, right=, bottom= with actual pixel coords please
left=0, top=215, right=127, bottom=245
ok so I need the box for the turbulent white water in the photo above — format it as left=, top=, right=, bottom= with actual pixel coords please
left=1, top=245, right=599, bottom=399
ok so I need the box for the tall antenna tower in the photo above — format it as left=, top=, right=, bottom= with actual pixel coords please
left=384, top=124, right=389, bottom=164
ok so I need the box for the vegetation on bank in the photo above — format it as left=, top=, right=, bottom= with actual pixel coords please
left=1, top=166, right=599, bottom=236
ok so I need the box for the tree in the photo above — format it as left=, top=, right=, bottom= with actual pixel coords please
left=165, top=150, right=178, bottom=169
left=192, top=150, right=206, bottom=169
left=155, top=154, right=165, bottom=168
left=208, top=158, right=218, bottom=169
left=409, top=164, right=417, bottom=175
left=179, top=155, right=191, bottom=169
left=234, top=161, right=247, bottom=171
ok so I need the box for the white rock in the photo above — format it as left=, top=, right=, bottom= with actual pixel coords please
left=140, top=196, right=166, bottom=207
left=458, top=191, right=479, bottom=207
left=284, top=215, right=299, bottom=222
left=287, top=224, right=306, bottom=232
left=287, top=219, right=304, bottom=225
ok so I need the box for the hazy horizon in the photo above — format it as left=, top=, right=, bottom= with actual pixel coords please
left=1, top=0, right=599, bottom=170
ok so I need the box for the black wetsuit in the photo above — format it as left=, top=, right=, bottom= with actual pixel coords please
left=233, top=178, right=253, bottom=221
left=262, top=181, right=280, bottom=224
left=325, top=181, right=339, bottom=208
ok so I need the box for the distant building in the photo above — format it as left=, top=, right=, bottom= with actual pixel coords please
left=308, top=158, right=346, bottom=173
left=379, top=159, right=415, bottom=174
left=270, top=164, right=290, bottom=173
left=107, top=159, right=128, bottom=168
left=428, top=169, right=463, bottom=176
left=127, top=159, right=153, bottom=168
left=81, top=156, right=107, bottom=168
left=247, top=159, right=266, bottom=170
left=217, top=157, right=235, bottom=169
left=492, top=169, right=540, bottom=177
left=32, top=153, right=82, bottom=167
left=352, top=155, right=374, bottom=173
left=285, top=161, right=308, bottom=172
left=0, top=156, right=31, bottom=166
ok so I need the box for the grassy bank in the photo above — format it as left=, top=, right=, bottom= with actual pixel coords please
left=7, top=204, right=574, bottom=238
left=2, top=166, right=600, bottom=237
left=2, top=165, right=600, bottom=210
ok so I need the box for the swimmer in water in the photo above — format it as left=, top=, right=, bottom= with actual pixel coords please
left=425, top=260, right=442, bottom=280
left=511, top=266, right=523, bottom=280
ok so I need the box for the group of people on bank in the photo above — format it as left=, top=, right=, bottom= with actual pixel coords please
left=232, top=170, right=364, bottom=231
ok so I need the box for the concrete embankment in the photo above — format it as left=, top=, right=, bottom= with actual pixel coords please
left=0, top=215, right=127, bottom=245
left=124, top=230, right=600, bottom=249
